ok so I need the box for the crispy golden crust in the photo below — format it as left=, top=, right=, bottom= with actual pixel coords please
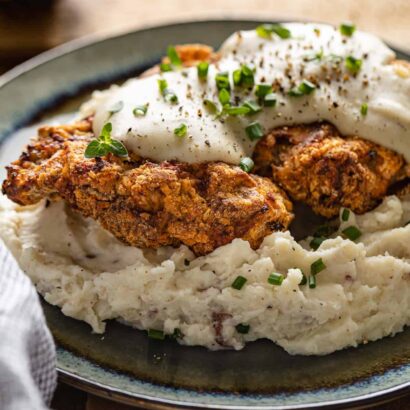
left=2, top=120, right=293, bottom=255
left=253, top=122, right=406, bottom=218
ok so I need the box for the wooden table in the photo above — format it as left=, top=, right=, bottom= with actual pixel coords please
left=1, top=1, right=409, bottom=408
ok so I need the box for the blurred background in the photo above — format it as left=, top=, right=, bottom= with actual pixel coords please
left=1, top=1, right=409, bottom=409
left=1, top=0, right=410, bottom=74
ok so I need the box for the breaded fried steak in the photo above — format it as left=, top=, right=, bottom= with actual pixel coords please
left=2, top=120, right=293, bottom=255
left=253, top=122, right=406, bottom=218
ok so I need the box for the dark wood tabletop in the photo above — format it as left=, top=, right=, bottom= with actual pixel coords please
left=1, top=1, right=409, bottom=409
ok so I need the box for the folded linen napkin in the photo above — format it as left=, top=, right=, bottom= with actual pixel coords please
left=0, top=239, right=56, bottom=410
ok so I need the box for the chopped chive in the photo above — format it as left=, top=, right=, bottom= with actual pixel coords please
left=264, top=93, right=277, bottom=107
left=243, top=100, right=262, bottom=114
left=203, top=99, right=219, bottom=114
left=164, top=89, right=178, bottom=104
left=160, top=63, right=173, bottom=72
left=148, top=329, right=165, bottom=340
left=299, top=273, right=308, bottom=286
left=308, top=275, right=316, bottom=289
left=158, top=78, right=168, bottom=94
left=215, top=72, right=230, bottom=90
left=341, top=208, right=350, bottom=221
left=310, top=236, right=326, bottom=251
left=223, top=105, right=251, bottom=116
left=240, top=65, right=255, bottom=87
left=342, top=226, right=362, bottom=241
left=233, top=69, right=242, bottom=86
left=345, top=56, right=362, bottom=75
left=218, top=88, right=231, bottom=105
left=174, top=123, right=187, bottom=138
left=360, top=103, right=368, bottom=116
left=231, top=275, right=247, bottom=290
left=167, top=45, right=182, bottom=67
left=340, top=22, right=356, bottom=37
left=197, top=61, right=209, bottom=80
left=311, top=258, right=326, bottom=275
left=255, top=84, right=273, bottom=98
left=108, top=101, right=124, bottom=115
left=236, top=323, right=250, bottom=334
left=256, top=23, right=291, bottom=39
left=288, top=79, right=316, bottom=97
left=133, top=103, right=149, bottom=117
left=245, top=121, right=264, bottom=141
left=239, top=157, right=254, bottom=173
left=268, top=272, right=284, bottom=286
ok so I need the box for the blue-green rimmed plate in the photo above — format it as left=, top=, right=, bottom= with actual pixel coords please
left=0, top=19, right=409, bottom=410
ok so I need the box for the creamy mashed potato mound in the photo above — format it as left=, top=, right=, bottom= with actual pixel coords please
left=1, top=195, right=409, bottom=355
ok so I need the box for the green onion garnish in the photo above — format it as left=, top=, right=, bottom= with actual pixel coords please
left=243, top=100, right=262, bottom=114
left=197, top=61, right=209, bottom=80
left=256, top=23, right=291, bottom=39
left=308, top=275, right=316, bottom=289
left=236, top=324, right=250, bottom=334
left=233, top=65, right=255, bottom=88
left=239, top=157, right=254, bottom=173
left=345, top=56, right=362, bottom=75
left=255, top=84, right=273, bottom=98
left=164, top=90, right=178, bottom=104
left=160, top=63, right=172, bottom=72
left=218, top=88, right=231, bottom=105
left=310, top=236, right=326, bottom=251
left=223, top=105, right=251, bottom=116
left=133, top=103, right=149, bottom=117
left=342, top=226, right=362, bottom=241
left=158, top=78, right=168, bottom=93
left=148, top=329, right=165, bottom=340
left=340, top=22, right=356, bottom=37
left=268, top=272, right=284, bottom=286
left=174, top=123, right=187, bottom=138
left=108, top=101, right=124, bottom=115
left=245, top=121, right=264, bottom=141
left=215, top=72, right=230, bottom=90
left=264, top=93, right=277, bottom=107
left=311, top=258, right=326, bottom=275
left=231, top=275, right=247, bottom=290
left=299, top=274, right=307, bottom=286
left=341, top=208, right=350, bottom=221
left=167, top=45, right=182, bottom=67
left=233, top=69, right=242, bottom=86
left=288, top=79, right=316, bottom=97
left=360, top=103, right=368, bottom=116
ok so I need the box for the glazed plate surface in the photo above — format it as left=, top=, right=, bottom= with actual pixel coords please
left=0, top=19, right=409, bottom=409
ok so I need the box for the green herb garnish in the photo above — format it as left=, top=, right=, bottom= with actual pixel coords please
left=148, top=329, right=165, bottom=340
left=245, top=121, right=264, bottom=141
left=264, top=93, right=277, bottom=107
left=158, top=79, right=178, bottom=103
left=340, top=22, right=356, bottom=37
left=255, top=84, right=273, bottom=98
left=256, top=23, right=291, bottom=39
left=218, top=88, right=231, bottom=105
left=239, top=157, right=254, bottom=173
left=215, top=71, right=230, bottom=90
left=341, top=208, right=350, bottom=221
left=197, top=61, right=209, bottom=80
left=236, top=324, right=250, bottom=334
left=231, top=275, right=247, bottom=290
left=243, top=100, right=262, bottom=114
left=203, top=99, right=219, bottom=114
left=360, top=103, right=368, bottom=116
left=133, top=103, right=149, bottom=117
left=233, top=65, right=255, bottom=88
left=167, top=45, right=182, bottom=67
left=84, top=122, right=128, bottom=159
left=268, top=272, right=284, bottom=286
left=174, top=123, right=187, bottom=138
left=311, top=258, right=326, bottom=275
left=310, top=236, right=326, bottom=251
left=345, top=56, right=362, bottom=75
left=223, top=105, right=251, bottom=116
left=299, top=273, right=308, bottom=286
left=308, top=275, right=317, bottom=289
left=160, top=63, right=173, bottom=72
left=288, top=79, right=316, bottom=97
left=342, top=226, right=362, bottom=241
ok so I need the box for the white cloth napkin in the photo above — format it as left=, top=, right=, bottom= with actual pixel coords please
left=0, top=240, right=57, bottom=410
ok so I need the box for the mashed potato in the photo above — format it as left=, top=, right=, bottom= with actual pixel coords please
left=0, top=195, right=410, bottom=355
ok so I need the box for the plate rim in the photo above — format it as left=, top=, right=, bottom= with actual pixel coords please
left=1, top=17, right=409, bottom=410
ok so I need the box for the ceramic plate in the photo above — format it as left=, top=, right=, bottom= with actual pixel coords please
left=0, top=19, right=409, bottom=410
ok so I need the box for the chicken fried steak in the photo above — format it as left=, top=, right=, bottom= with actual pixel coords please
left=253, top=122, right=406, bottom=218
left=2, top=120, right=293, bottom=255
